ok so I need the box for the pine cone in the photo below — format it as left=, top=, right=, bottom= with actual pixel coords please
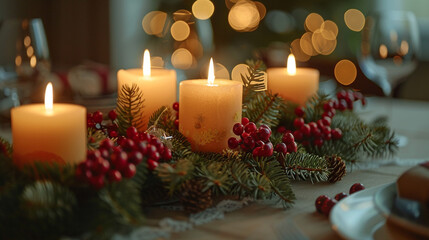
left=326, top=155, right=346, bottom=183
left=180, top=178, right=213, bottom=213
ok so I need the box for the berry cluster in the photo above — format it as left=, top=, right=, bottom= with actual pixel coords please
left=336, top=89, right=366, bottom=111
left=76, top=126, right=172, bottom=189
left=172, top=102, right=179, bottom=129
left=315, top=183, right=365, bottom=216
left=87, top=110, right=119, bottom=138
left=228, top=118, right=297, bottom=157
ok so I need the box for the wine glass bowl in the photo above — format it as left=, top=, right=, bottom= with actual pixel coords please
left=359, top=11, right=420, bottom=96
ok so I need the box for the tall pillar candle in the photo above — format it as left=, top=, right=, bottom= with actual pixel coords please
left=267, top=54, right=319, bottom=106
left=11, top=83, right=86, bottom=167
left=179, top=59, right=242, bottom=152
left=117, top=50, right=176, bottom=131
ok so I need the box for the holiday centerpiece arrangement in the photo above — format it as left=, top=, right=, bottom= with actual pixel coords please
left=0, top=54, right=397, bottom=239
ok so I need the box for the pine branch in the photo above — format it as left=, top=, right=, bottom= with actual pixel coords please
left=147, top=106, right=176, bottom=132
left=241, top=60, right=267, bottom=104
left=243, top=91, right=285, bottom=128
left=279, top=152, right=329, bottom=183
left=116, top=84, right=145, bottom=135
left=87, top=128, right=108, bottom=151
left=157, top=159, right=194, bottom=195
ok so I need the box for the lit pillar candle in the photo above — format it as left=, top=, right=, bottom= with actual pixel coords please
left=117, top=50, right=177, bottom=131
left=179, top=58, right=242, bottom=152
left=11, top=83, right=86, bottom=167
left=267, top=54, right=319, bottom=106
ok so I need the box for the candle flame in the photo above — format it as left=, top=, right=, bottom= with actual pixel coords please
left=208, top=58, right=215, bottom=85
left=287, top=54, right=296, bottom=75
left=45, top=82, right=53, bottom=111
left=143, top=49, right=151, bottom=77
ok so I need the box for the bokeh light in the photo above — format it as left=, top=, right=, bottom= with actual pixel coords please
left=15, top=55, right=22, bottom=66
left=334, top=59, right=357, bottom=85
left=312, top=29, right=337, bottom=55
left=400, top=40, right=409, bottom=55
left=151, top=56, right=164, bottom=68
left=254, top=1, right=266, bottom=20
left=192, top=0, right=215, bottom=20
left=24, top=36, right=31, bottom=47
left=30, top=56, right=37, bottom=68
left=305, top=13, right=324, bottom=32
left=300, top=32, right=317, bottom=56
left=290, top=38, right=311, bottom=62
left=170, top=20, right=190, bottom=41
left=265, top=10, right=295, bottom=33
left=26, top=46, right=34, bottom=57
left=393, top=56, right=403, bottom=65
left=379, top=44, right=388, bottom=58
left=320, top=20, right=338, bottom=40
left=171, top=48, right=193, bottom=69
left=228, top=0, right=260, bottom=32
left=142, top=11, right=167, bottom=36
left=344, top=9, right=365, bottom=32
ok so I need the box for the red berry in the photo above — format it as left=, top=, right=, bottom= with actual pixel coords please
left=126, top=127, right=139, bottom=139
left=321, top=198, right=337, bottom=216
left=241, top=117, right=249, bottom=125
left=87, top=119, right=95, bottom=128
left=244, top=122, right=257, bottom=133
left=353, top=92, right=363, bottom=100
left=150, top=151, right=161, bottom=161
left=300, top=124, right=311, bottom=137
left=349, top=183, right=365, bottom=194
left=323, top=132, right=332, bottom=141
left=100, top=139, right=114, bottom=150
left=109, top=130, right=118, bottom=138
left=315, top=195, right=329, bottom=213
left=128, top=151, right=143, bottom=165
left=137, top=141, right=148, bottom=154
left=312, top=128, right=322, bottom=138
left=87, top=150, right=101, bottom=160
left=334, top=192, right=348, bottom=201
left=123, top=163, right=136, bottom=178
left=308, top=122, right=318, bottom=132
left=162, top=148, right=172, bottom=160
left=322, top=111, right=333, bottom=118
left=292, top=130, right=303, bottom=142
left=293, top=118, right=305, bottom=129
left=108, top=110, right=117, bottom=121
left=332, top=128, right=342, bottom=140
left=233, top=123, right=244, bottom=135
left=338, top=99, right=347, bottom=111
left=108, top=170, right=122, bottom=182
left=261, top=142, right=274, bottom=156
left=314, top=138, right=324, bottom=147
left=98, top=158, right=110, bottom=174
left=150, top=137, right=163, bottom=149
left=302, top=140, right=310, bottom=146
left=321, top=116, right=331, bottom=126
left=316, top=119, right=325, bottom=129
left=89, top=175, right=105, bottom=189
left=258, top=127, right=271, bottom=142
left=323, top=102, right=333, bottom=112
left=243, top=136, right=255, bottom=149
left=287, top=142, right=298, bottom=153
left=92, top=111, right=103, bottom=124
left=322, top=126, right=331, bottom=135
left=346, top=90, right=355, bottom=102
left=172, top=102, right=179, bottom=111
left=121, top=139, right=136, bottom=151
left=174, top=119, right=179, bottom=128
left=255, top=140, right=264, bottom=147
left=337, top=90, right=347, bottom=99
left=117, top=136, right=126, bottom=146
left=228, top=137, right=239, bottom=149
left=331, top=99, right=339, bottom=109
left=147, top=159, right=158, bottom=170
left=294, top=107, right=305, bottom=117
left=111, top=151, right=128, bottom=170
left=259, top=124, right=272, bottom=134
left=277, top=126, right=287, bottom=134
left=282, top=133, right=295, bottom=145
left=275, top=143, right=287, bottom=154
left=252, top=146, right=262, bottom=157
left=139, top=132, right=151, bottom=141
left=361, top=97, right=366, bottom=106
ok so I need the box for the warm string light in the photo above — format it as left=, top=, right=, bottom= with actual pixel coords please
left=45, top=82, right=53, bottom=112
left=208, top=58, right=215, bottom=85
left=143, top=49, right=151, bottom=77
left=287, top=54, right=297, bottom=75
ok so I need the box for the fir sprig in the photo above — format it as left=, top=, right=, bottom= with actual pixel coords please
left=116, top=84, right=145, bottom=135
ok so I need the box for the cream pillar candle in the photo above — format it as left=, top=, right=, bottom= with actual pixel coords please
left=179, top=59, right=242, bottom=152
left=267, top=54, right=319, bottom=106
left=11, top=83, right=86, bottom=167
left=117, top=50, right=177, bottom=131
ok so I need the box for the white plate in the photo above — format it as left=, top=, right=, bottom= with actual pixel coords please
left=330, top=184, right=388, bottom=240
left=373, top=183, right=429, bottom=238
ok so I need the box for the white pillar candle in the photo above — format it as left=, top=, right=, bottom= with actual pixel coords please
left=117, top=50, right=177, bottom=131
left=11, top=83, right=86, bottom=167
left=179, top=59, right=242, bottom=152
left=267, top=54, right=319, bottom=106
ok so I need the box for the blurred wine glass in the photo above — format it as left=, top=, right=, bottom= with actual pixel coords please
left=0, top=18, right=50, bottom=114
left=358, top=11, right=420, bottom=96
